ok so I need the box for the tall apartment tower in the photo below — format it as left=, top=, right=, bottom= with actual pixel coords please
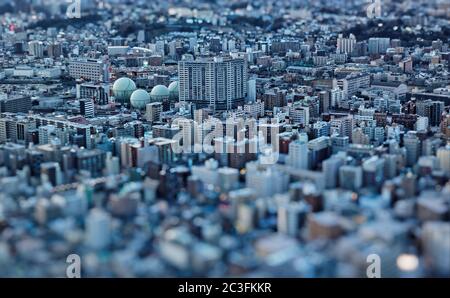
left=336, top=34, right=356, bottom=54
left=28, top=40, right=45, bottom=58
left=368, top=37, right=391, bottom=55
left=404, top=131, right=421, bottom=167
left=178, top=56, right=248, bottom=111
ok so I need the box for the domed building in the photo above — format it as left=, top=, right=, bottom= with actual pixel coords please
left=112, top=77, right=136, bottom=105
left=168, top=81, right=178, bottom=101
left=130, top=89, right=150, bottom=109
left=150, top=85, right=170, bottom=102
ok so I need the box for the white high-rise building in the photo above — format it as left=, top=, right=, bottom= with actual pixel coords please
left=383, top=154, right=398, bottom=179
left=415, top=116, right=429, bottom=132
left=421, top=222, right=450, bottom=275
left=289, top=106, right=309, bottom=126
left=189, top=37, right=198, bottom=51
left=437, top=144, right=450, bottom=175
left=38, top=125, right=57, bottom=145
left=368, top=37, right=391, bottom=55
left=85, top=208, right=112, bottom=250
left=228, top=39, right=236, bottom=52
left=322, top=153, right=345, bottom=188
left=374, top=127, right=385, bottom=144
left=245, top=161, right=289, bottom=198
left=277, top=201, right=307, bottom=237
left=105, top=152, right=120, bottom=175
left=330, top=116, right=353, bottom=138
left=178, top=56, right=248, bottom=110
left=247, top=79, right=256, bottom=102
left=217, top=167, right=239, bottom=191
left=404, top=131, right=420, bottom=167
left=288, top=139, right=309, bottom=170
left=244, top=100, right=264, bottom=118
left=336, top=34, right=356, bottom=54
left=28, top=40, right=45, bottom=58
left=191, top=159, right=219, bottom=186
left=155, top=40, right=165, bottom=56
left=331, top=87, right=347, bottom=107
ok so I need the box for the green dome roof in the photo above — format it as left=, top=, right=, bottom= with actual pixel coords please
left=168, top=81, right=179, bottom=100
left=150, top=85, right=169, bottom=101
left=168, top=81, right=178, bottom=92
left=130, top=89, right=150, bottom=109
left=112, top=77, right=136, bottom=104
left=113, top=77, right=136, bottom=92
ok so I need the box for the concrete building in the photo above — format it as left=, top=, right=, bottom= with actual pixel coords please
left=69, top=59, right=109, bottom=82
left=178, top=56, right=247, bottom=110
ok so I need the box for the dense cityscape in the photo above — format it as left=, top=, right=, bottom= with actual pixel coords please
left=0, top=0, right=449, bottom=278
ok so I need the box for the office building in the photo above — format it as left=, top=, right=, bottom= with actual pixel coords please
left=69, top=59, right=109, bottom=82
left=76, top=82, right=110, bottom=105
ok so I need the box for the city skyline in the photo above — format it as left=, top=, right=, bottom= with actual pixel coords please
left=0, top=0, right=449, bottom=278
